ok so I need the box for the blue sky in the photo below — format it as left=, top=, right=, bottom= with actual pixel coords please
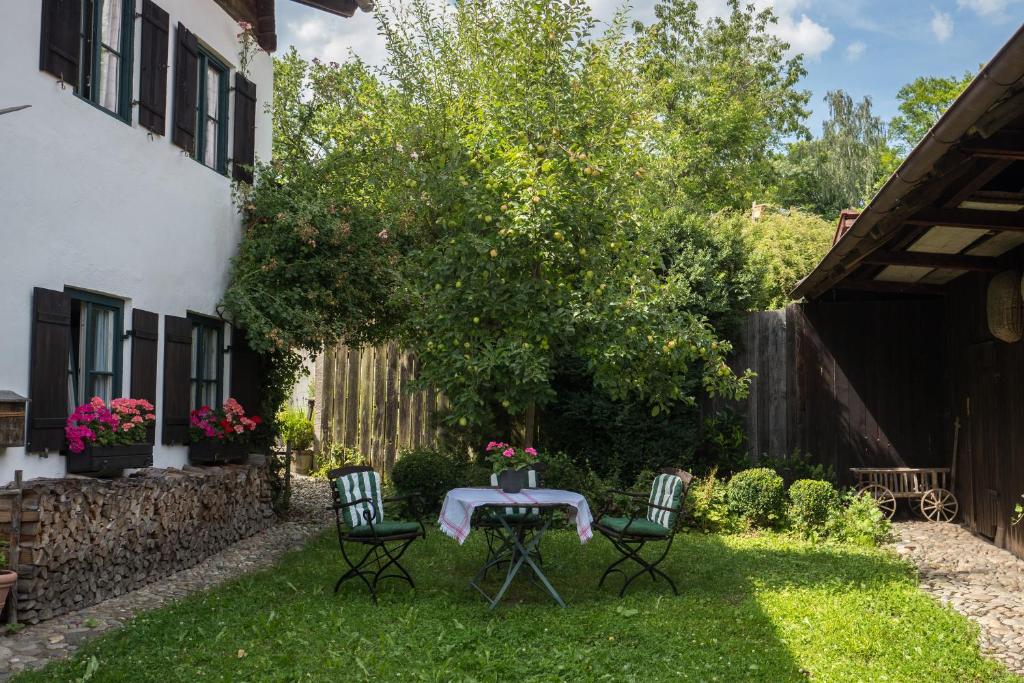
left=276, top=0, right=1022, bottom=132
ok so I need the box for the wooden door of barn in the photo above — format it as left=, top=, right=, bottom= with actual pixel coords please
left=966, top=342, right=1002, bottom=540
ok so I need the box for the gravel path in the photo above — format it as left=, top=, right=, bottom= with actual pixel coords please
left=893, top=521, right=1024, bottom=677
left=0, top=475, right=334, bottom=681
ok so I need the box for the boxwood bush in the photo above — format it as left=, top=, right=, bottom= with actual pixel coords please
left=390, top=448, right=468, bottom=513
left=727, top=467, right=785, bottom=528
left=788, top=479, right=840, bottom=538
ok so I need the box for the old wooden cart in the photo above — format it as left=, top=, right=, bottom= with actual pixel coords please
left=849, top=467, right=958, bottom=521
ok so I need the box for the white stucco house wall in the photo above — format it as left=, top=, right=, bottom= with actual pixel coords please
left=0, top=0, right=349, bottom=483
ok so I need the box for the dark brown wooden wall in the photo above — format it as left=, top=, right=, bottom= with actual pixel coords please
left=944, top=269, right=1024, bottom=559
left=733, top=300, right=947, bottom=481
left=793, top=299, right=947, bottom=478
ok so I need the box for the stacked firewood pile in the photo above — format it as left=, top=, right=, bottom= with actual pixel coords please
left=0, top=465, right=274, bottom=624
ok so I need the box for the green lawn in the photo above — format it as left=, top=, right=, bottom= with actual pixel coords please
left=14, top=529, right=1015, bottom=683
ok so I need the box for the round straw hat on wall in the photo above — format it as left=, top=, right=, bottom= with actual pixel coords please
left=986, top=270, right=1023, bottom=343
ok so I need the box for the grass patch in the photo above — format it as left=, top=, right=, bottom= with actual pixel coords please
left=14, top=529, right=1014, bottom=682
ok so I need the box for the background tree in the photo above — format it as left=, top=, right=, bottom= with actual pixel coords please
left=890, top=72, right=974, bottom=153
left=226, top=0, right=751, bottom=450
left=637, top=0, right=809, bottom=212
left=775, top=90, right=897, bottom=220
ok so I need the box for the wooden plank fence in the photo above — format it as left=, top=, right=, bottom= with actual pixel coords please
left=314, top=343, right=443, bottom=473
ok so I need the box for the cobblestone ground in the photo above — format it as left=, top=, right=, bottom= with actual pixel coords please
left=0, top=475, right=334, bottom=680
left=893, top=520, right=1024, bottom=677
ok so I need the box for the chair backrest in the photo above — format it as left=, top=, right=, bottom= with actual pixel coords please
left=489, top=465, right=543, bottom=515
left=646, top=467, right=693, bottom=529
left=330, top=465, right=384, bottom=529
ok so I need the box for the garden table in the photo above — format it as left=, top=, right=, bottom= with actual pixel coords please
left=439, top=487, right=593, bottom=608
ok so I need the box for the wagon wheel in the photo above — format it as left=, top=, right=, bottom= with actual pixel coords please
left=861, top=484, right=896, bottom=520
left=920, top=488, right=958, bottom=523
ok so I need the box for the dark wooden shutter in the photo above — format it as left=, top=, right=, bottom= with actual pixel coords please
left=230, top=327, right=264, bottom=418
left=39, top=0, right=81, bottom=88
left=27, top=288, right=71, bottom=453
left=162, top=315, right=192, bottom=445
left=171, top=23, right=199, bottom=154
left=138, top=0, right=170, bottom=135
left=130, top=309, right=160, bottom=444
left=232, top=74, right=257, bottom=184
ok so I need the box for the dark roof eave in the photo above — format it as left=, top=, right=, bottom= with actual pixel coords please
left=791, top=23, right=1024, bottom=301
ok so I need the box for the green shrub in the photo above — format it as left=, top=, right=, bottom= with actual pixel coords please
left=826, top=490, right=892, bottom=547
left=390, top=448, right=468, bottom=512
left=773, top=449, right=836, bottom=486
left=310, top=443, right=365, bottom=480
left=542, top=451, right=610, bottom=507
left=788, top=479, right=840, bottom=538
left=685, top=469, right=739, bottom=533
left=727, top=467, right=785, bottom=528
left=277, top=409, right=314, bottom=451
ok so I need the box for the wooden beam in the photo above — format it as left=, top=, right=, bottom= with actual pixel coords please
left=834, top=279, right=947, bottom=296
left=906, top=207, right=1024, bottom=232
left=961, top=132, right=1024, bottom=160
left=863, top=250, right=1000, bottom=272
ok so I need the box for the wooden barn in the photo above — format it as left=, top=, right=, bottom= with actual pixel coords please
left=742, top=25, right=1024, bottom=558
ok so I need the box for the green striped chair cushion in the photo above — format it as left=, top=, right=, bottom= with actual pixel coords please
left=647, top=473, right=684, bottom=529
left=489, top=469, right=539, bottom=516
left=333, top=470, right=384, bottom=530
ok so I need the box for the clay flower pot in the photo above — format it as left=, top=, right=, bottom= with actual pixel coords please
left=0, top=569, right=17, bottom=609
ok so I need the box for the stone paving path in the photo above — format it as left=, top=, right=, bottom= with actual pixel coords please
left=893, top=521, right=1024, bottom=677
left=0, top=476, right=334, bottom=681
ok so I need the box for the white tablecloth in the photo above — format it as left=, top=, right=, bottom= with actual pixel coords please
left=438, top=487, right=593, bottom=545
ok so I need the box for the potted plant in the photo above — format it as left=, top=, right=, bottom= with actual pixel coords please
left=278, top=409, right=314, bottom=475
left=188, top=398, right=261, bottom=465
left=0, top=543, right=16, bottom=613
left=485, top=441, right=540, bottom=493
left=65, top=397, right=156, bottom=476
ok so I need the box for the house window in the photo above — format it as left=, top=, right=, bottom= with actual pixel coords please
left=77, top=0, right=135, bottom=121
left=190, top=315, right=223, bottom=409
left=67, top=290, right=124, bottom=411
left=194, top=49, right=229, bottom=173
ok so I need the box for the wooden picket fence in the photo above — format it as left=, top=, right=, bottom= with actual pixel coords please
left=315, top=343, right=443, bottom=473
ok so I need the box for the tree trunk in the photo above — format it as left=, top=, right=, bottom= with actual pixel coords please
left=523, top=401, right=536, bottom=448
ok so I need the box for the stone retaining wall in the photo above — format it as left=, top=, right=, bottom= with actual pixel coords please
left=0, top=465, right=274, bottom=624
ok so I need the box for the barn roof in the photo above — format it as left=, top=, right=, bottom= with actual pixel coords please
left=792, top=23, right=1024, bottom=300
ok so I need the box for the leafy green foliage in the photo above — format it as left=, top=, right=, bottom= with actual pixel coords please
left=638, top=0, right=809, bottom=211
left=685, top=469, right=740, bottom=533
left=825, top=490, right=893, bottom=547
left=275, top=409, right=313, bottom=451
left=541, top=451, right=610, bottom=506
left=390, top=447, right=468, bottom=512
left=772, top=448, right=837, bottom=486
left=727, top=467, right=786, bottom=528
left=17, top=531, right=1015, bottom=682
left=698, top=406, right=751, bottom=476
left=890, top=72, right=974, bottom=153
left=775, top=90, right=898, bottom=220
left=309, top=444, right=364, bottom=480
left=740, top=209, right=834, bottom=308
left=788, top=479, right=840, bottom=539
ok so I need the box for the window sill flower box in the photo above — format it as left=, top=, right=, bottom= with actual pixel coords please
left=188, top=440, right=249, bottom=465
left=188, top=398, right=262, bottom=466
left=67, top=443, right=154, bottom=477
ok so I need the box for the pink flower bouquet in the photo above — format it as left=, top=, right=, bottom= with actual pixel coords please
left=189, top=398, right=262, bottom=444
left=65, top=397, right=156, bottom=453
left=484, top=441, right=540, bottom=474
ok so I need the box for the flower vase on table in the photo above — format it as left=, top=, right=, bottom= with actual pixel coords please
left=485, top=441, right=540, bottom=493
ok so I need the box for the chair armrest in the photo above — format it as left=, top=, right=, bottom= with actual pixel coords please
left=331, top=496, right=374, bottom=510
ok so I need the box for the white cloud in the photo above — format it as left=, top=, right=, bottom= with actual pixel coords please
left=279, top=0, right=836, bottom=66
left=956, top=0, right=1009, bottom=17
left=930, top=9, right=954, bottom=42
left=845, top=40, right=866, bottom=61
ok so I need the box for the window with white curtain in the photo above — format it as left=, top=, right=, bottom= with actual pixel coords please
left=77, top=0, right=134, bottom=121
left=190, top=315, right=223, bottom=409
left=66, top=290, right=124, bottom=411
